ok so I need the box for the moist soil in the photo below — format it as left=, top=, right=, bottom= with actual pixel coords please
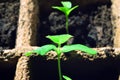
left=0, top=1, right=19, bottom=49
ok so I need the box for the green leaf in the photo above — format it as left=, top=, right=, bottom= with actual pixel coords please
left=46, top=34, right=73, bottom=45
left=25, top=51, right=34, bottom=56
left=61, top=1, right=72, bottom=9
left=67, top=5, right=79, bottom=16
left=52, top=1, right=78, bottom=17
left=52, top=6, right=69, bottom=15
left=25, top=44, right=56, bottom=56
left=62, top=44, right=97, bottom=55
left=63, top=75, right=72, bottom=80
left=33, top=44, right=56, bottom=55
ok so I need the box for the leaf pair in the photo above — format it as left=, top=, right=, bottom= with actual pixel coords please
left=25, top=44, right=97, bottom=56
left=52, top=1, right=78, bottom=16
left=25, top=34, right=97, bottom=56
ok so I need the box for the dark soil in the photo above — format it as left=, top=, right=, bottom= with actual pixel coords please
left=0, top=1, right=19, bottom=49
left=38, top=3, right=113, bottom=48
left=0, top=2, right=113, bottom=49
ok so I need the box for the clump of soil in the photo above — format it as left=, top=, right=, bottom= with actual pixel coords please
left=0, top=1, right=19, bottom=49
left=39, top=3, right=113, bottom=48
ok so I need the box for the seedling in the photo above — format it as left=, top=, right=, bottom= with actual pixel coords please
left=25, top=34, right=97, bottom=80
left=52, top=1, right=79, bottom=34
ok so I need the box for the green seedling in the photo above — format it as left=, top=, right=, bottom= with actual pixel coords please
left=25, top=34, right=97, bottom=80
left=52, top=1, right=79, bottom=34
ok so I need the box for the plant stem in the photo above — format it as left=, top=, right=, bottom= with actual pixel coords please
left=57, top=44, right=62, bottom=80
left=66, top=15, right=69, bottom=34
left=58, top=54, right=62, bottom=80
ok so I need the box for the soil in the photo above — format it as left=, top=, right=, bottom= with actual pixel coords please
left=0, top=2, right=113, bottom=49
left=0, top=1, right=19, bottom=49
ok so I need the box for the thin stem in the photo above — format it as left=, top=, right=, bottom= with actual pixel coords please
left=58, top=54, right=62, bottom=80
left=57, top=44, right=62, bottom=80
left=66, top=15, right=69, bottom=34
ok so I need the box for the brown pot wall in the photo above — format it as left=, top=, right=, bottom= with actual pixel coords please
left=111, top=0, right=120, bottom=48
